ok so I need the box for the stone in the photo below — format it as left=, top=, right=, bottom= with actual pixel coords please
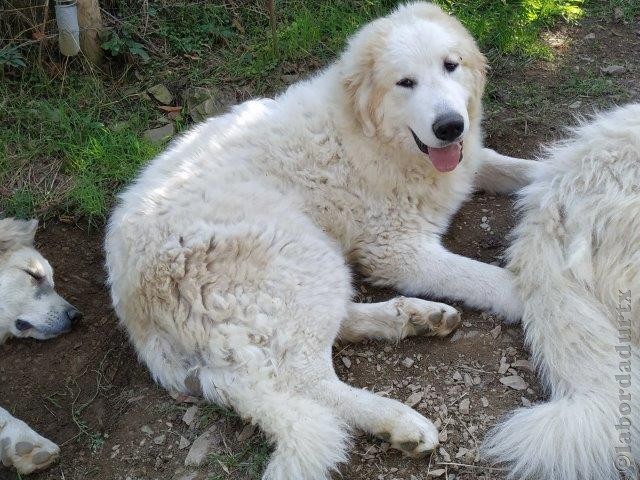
left=601, top=65, right=626, bottom=75
left=148, top=84, right=173, bottom=105
left=184, top=425, right=222, bottom=467
left=499, top=375, right=528, bottom=391
left=153, top=434, right=166, bottom=445
left=178, top=436, right=191, bottom=450
left=143, top=123, right=175, bottom=143
left=401, top=357, right=414, bottom=368
left=341, top=356, right=351, bottom=368
left=405, top=391, right=423, bottom=407
left=140, top=425, right=154, bottom=435
left=458, top=397, right=470, bottom=415
left=184, top=87, right=235, bottom=123
left=182, top=406, right=199, bottom=427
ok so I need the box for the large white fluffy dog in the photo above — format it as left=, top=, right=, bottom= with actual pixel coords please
left=483, top=104, right=640, bottom=479
left=105, top=3, right=537, bottom=478
left=0, top=218, right=82, bottom=474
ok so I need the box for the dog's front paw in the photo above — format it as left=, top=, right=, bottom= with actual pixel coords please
left=395, top=297, right=461, bottom=338
left=0, top=417, right=60, bottom=474
left=377, top=408, right=439, bottom=458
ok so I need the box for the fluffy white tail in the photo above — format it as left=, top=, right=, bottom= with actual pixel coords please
left=200, top=372, right=350, bottom=480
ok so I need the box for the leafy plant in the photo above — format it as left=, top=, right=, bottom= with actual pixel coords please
left=101, top=28, right=149, bottom=62
left=0, top=44, right=26, bottom=68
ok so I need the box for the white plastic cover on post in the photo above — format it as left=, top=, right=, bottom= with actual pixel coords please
left=55, top=0, right=80, bottom=56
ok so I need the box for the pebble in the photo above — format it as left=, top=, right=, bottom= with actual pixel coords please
left=342, top=356, right=352, bottom=368
left=500, top=375, right=528, bottom=391
left=140, top=425, right=154, bottom=435
left=153, top=434, right=166, bottom=445
left=401, top=357, right=414, bottom=368
left=182, top=406, right=199, bottom=427
left=184, top=425, right=222, bottom=467
left=405, top=391, right=423, bottom=407
left=458, top=398, right=470, bottom=415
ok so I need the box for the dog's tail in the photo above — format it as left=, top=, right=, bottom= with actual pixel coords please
left=199, top=370, right=350, bottom=480
left=482, top=292, right=639, bottom=479
left=483, top=257, right=639, bottom=479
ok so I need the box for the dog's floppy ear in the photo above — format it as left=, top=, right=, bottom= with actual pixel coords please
left=340, top=19, right=391, bottom=137
left=0, top=218, right=38, bottom=254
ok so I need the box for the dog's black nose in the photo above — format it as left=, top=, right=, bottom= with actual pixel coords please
left=66, top=307, right=83, bottom=324
left=432, top=113, right=464, bottom=142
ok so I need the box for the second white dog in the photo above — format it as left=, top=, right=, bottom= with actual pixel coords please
left=483, top=104, right=640, bottom=480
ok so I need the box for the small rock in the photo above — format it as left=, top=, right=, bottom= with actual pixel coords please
left=458, top=398, right=470, bottom=415
left=237, top=423, right=256, bottom=442
left=185, top=425, right=222, bottom=467
left=438, top=429, right=448, bottom=443
left=401, top=357, right=414, bottom=368
left=178, top=436, right=190, bottom=450
left=583, top=32, right=596, bottom=40
left=601, top=65, right=626, bottom=76
left=490, top=325, right=501, bottom=339
left=500, top=375, right=528, bottom=391
left=521, top=397, right=533, bottom=407
left=439, top=446, right=451, bottom=462
left=153, top=434, right=166, bottom=445
left=569, top=100, right=582, bottom=109
left=481, top=396, right=489, bottom=407
left=140, top=425, right=154, bottom=435
left=429, top=469, right=447, bottom=477
left=184, top=87, right=235, bottom=123
left=143, top=123, right=175, bottom=144
left=182, top=406, right=199, bottom=427
left=452, top=371, right=462, bottom=382
left=148, top=84, right=173, bottom=105
left=512, top=359, right=534, bottom=370
left=341, top=356, right=351, bottom=368
left=405, top=391, right=423, bottom=407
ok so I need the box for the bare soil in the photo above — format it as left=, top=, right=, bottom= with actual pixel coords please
left=1, top=15, right=638, bottom=480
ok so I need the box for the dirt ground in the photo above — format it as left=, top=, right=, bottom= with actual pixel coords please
left=1, top=14, right=638, bottom=480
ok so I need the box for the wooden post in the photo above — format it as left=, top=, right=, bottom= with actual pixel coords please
left=77, top=0, right=103, bottom=64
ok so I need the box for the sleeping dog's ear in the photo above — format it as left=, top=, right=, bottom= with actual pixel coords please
left=340, top=19, right=392, bottom=138
left=0, top=218, right=38, bottom=255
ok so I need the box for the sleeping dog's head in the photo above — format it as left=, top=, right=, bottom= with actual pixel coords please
left=340, top=2, right=486, bottom=172
left=0, top=218, right=81, bottom=342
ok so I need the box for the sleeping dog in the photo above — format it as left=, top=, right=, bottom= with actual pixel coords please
left=0, top=218, right=81, bottom=474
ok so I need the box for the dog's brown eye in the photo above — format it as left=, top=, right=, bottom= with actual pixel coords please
left=396, top=78, right=416, bottom=88
left=444, top=61, right=459, bottom=72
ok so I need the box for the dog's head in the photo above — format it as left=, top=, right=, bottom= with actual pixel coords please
left=0, top=218, right=82, bottom=342
left=340, top=2, right=486, bottom=172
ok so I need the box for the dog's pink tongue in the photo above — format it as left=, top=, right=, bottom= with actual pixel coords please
left=427, top=143, right=462, bottom=172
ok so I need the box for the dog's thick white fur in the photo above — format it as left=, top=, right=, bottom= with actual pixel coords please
left=483, top=104, right=640, bottom=480
left=0, top=218, right=81, bottom=474
left=105, top=3, right=538, bottom=478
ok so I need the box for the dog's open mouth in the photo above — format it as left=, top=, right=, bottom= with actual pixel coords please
left=410, top=129, right=463, bottom=173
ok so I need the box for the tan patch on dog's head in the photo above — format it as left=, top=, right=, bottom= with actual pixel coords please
left=339, top=2, right=487, bottom=137
left=340, top=18, right=393, bottom=137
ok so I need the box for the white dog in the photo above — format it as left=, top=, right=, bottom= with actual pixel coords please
left=483, top=104, right=640, bottom=479
left=0, top=217, right=82, bottom=474
left=105, top=3, right=536, bottom=478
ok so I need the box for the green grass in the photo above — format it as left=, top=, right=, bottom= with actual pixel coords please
left=208, top=436, right=271, bottom=480
left=0, top=0, right=607, bottom=222
left=0, top=74, right=159, bottom=221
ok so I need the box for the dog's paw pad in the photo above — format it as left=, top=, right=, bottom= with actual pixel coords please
left=14, top=442, right=34, bottom=455
left=396, top=298, right=461, bottom=338
left=378, top=412, right=439, bottom=458
left=0, top=423, right=60, bottom=474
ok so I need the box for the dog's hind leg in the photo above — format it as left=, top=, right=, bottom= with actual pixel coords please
left=185, top=365, right=349, bottom=480
left=0, top=407, right=59, bottom=474
left=339, top=297, right=460, bottom=342
left=308, top=376, right=439, bottom=458
left=474, top=148, right=540, bottom=194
